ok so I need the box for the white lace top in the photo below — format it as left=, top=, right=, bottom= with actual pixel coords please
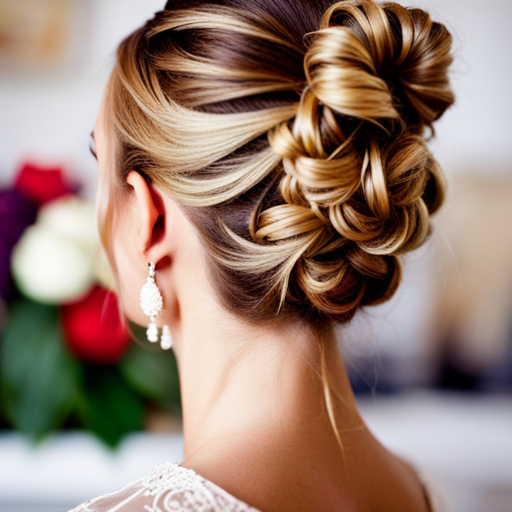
left=68, top=462, right=260, bottom=512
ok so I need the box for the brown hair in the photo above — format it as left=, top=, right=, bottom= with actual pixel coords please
left=100, top=0, right=453, bottom=444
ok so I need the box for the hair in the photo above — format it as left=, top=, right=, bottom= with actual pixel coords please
left=99, top=0, right=454, bottom=447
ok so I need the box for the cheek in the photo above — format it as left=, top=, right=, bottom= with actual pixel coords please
left=111, top=222, right=148, bottom=327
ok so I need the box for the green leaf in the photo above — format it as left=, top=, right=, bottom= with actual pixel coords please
left=77, top=364, right=145, bottom=448
left=0, top=298, right=79, bottom=439
left=119, top=324, right=181, bottom=410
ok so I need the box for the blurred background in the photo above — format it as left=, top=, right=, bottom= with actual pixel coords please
left=0, top=0, right=511, bottom=511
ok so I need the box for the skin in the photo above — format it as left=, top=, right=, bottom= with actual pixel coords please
left=92, top=90, right=431, bottom=512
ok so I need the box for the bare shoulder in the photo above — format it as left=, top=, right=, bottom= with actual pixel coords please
left=181, top=429, right=436, bottom=512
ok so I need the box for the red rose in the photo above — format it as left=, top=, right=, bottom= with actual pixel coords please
left=61, top=285, right=131, bottom=364
left=15, top=163, right=77, bottom=205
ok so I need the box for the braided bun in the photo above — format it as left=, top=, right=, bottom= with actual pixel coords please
left=261, top=0, right=454, bottom=322
left=307, top=1, right=454, bottom=130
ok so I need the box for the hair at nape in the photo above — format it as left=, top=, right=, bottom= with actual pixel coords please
left=102, top=0, right=454, bottom=329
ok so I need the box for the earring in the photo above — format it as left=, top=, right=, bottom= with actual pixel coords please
left=160, top=325, right=172, bottom=350
left=140, top=262, right=172, bottom=350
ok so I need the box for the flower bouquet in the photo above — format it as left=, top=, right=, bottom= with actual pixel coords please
left=0, top=164, right=181, bottom=447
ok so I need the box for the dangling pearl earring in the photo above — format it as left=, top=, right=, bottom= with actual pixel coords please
left=139, top=262, right=172, bottom=350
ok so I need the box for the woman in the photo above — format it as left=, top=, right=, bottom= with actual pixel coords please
left=74, top=0, right=454, bottom=510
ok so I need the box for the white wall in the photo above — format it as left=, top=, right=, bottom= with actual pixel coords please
left=416, top=0, right=512, bottom=174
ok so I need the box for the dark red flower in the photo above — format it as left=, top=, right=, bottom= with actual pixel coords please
left=15, top=163, right=78, bottom=205
left=61, top=285, right=131, bottom=364
left=0, top=188, right=38, bottom=299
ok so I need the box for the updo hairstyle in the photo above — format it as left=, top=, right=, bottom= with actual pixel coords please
left=103, top=0, right=454, bottom=328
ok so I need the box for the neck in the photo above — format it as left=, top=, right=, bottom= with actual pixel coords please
left=169, top=285, right=362, bottom=465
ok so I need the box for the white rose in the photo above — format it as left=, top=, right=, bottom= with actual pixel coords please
left=11, top=223, right=95, bottom=304
left=37, top=195, right=116, bottom=290
left=37, top=195, right=98, bottom=256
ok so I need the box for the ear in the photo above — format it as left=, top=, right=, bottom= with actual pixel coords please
left=126, top=171, right=167, bottom=262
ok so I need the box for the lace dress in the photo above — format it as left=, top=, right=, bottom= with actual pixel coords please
left=68, top=462, right=260, bottom=512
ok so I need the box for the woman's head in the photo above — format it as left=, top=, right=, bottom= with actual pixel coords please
left=96, top=0, right=454, bottom=330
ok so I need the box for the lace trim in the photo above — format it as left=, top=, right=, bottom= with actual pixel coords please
left=142, top=462, right=259, bottom=511
left=69, top=462, right=260, bottom=512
